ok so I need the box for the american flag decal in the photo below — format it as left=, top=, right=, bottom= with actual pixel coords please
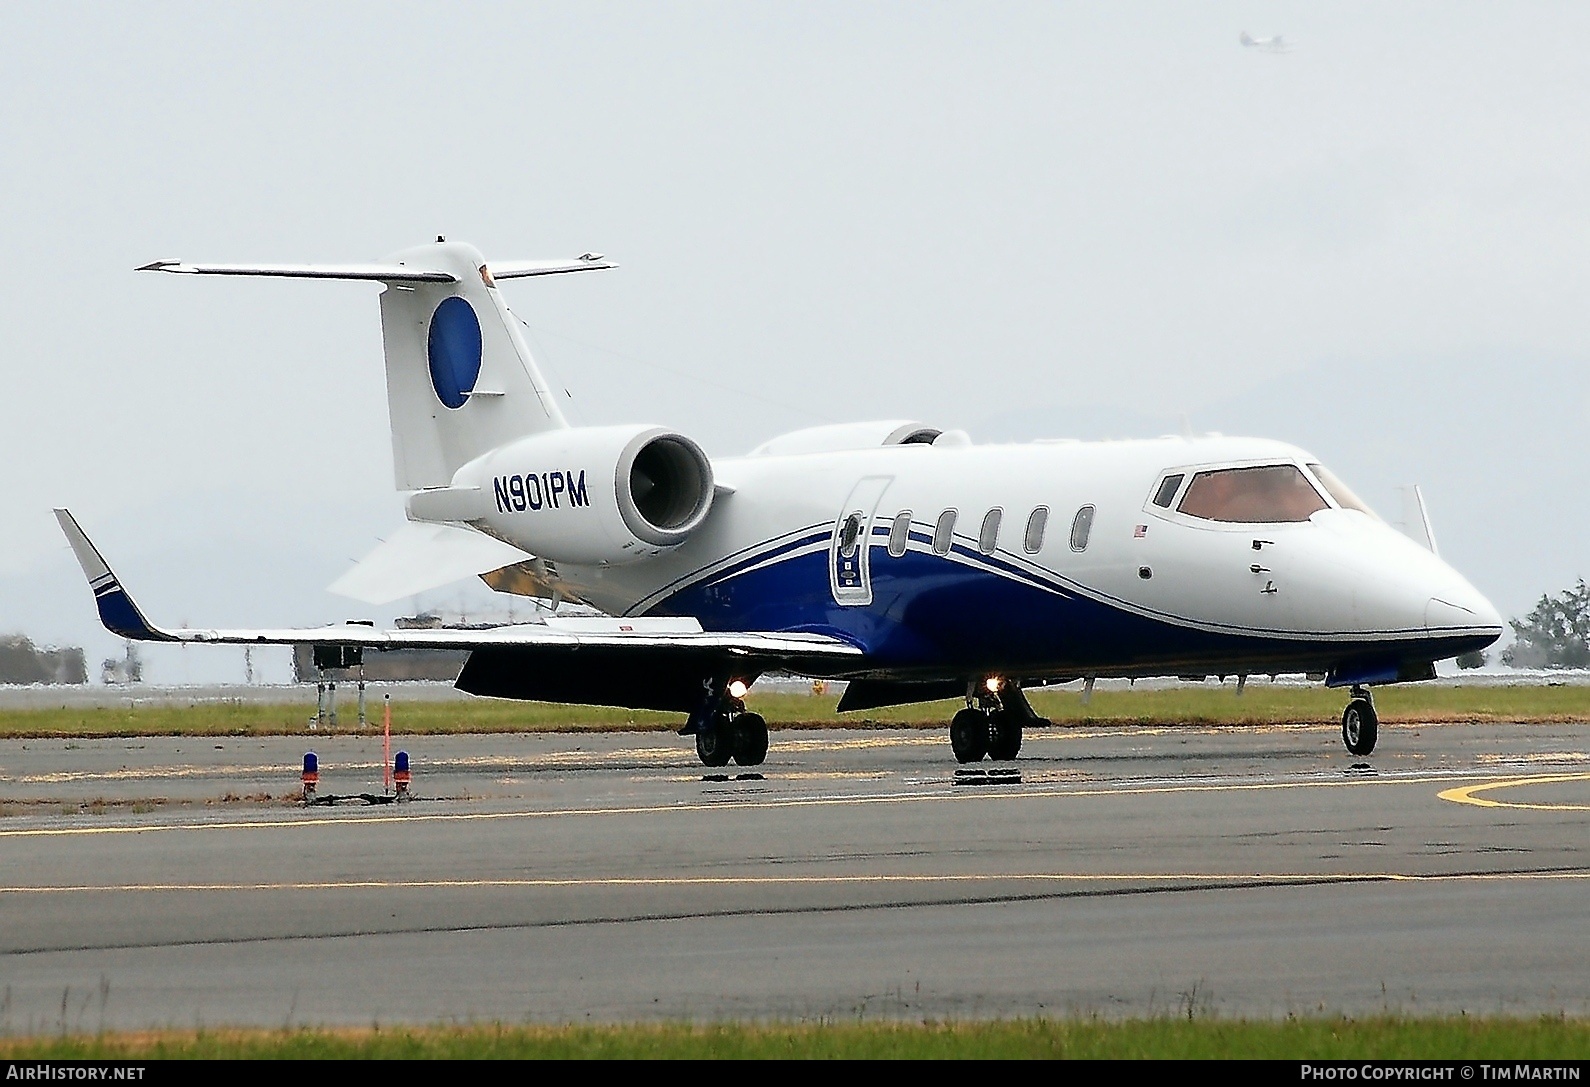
left=1134, top=525, right=1147, bottom=538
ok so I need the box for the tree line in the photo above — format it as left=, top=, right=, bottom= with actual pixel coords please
left=1500, top=579, right=1590, bottom=669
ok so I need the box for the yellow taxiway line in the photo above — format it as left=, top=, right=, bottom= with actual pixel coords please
left=0, top=869, right=1584, bottom=896
left=1437, top=771, right=1590, bottom=812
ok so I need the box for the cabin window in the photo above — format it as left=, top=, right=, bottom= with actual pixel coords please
left=932, top=509, right=957, bottom=555
left=1070, top=505, right=1095, bottom=551
left=838, top=511, right=864, bottom=557
left=888, top=511, right=912, bottom=557
left=1023, top=507, right=1048, bottom=554
left=1177, top=465, right=1328, bottom=524
left=1152, top=474, right=1185, bottom=508
left=978, top=508, right=1002, bottom=554
left=1306, top=463, right=1378, bottom=518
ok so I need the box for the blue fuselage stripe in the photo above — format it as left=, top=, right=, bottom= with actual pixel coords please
left=644, top=545, right=1486, bottom=678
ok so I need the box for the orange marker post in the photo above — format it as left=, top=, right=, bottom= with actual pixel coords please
left=382, top=694, right=393, bottom=794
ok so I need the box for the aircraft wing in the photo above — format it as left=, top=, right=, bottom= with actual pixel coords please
left=54, top=509, right=861, bottom=662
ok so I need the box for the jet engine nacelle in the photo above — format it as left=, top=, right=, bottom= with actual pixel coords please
left=414, top=425, right=716, bottom=566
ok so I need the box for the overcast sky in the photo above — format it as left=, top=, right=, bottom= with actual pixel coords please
left=3, top=3, right=1588, bottom=682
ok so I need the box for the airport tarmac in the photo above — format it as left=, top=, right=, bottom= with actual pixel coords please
left=0, top=718, right=1585, bottom=1030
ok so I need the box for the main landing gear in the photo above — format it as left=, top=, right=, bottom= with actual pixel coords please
left=686, top=681, right=768, bottom=768
left=1341, top=685, right=1379, bottom=757
left=950, top=680, right=1047, bottom=763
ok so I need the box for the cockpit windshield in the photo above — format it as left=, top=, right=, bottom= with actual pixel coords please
left=1177, top=464, right=1329, bottom=523
left=1307, top=463, right=1378, bottom=519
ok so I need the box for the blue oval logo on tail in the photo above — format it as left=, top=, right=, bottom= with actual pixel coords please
left=427, top=297, right=483, bottom=409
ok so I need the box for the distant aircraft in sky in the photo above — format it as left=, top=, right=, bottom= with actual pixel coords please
left=1240, top=31, right=1291, bottom=53
left=59, top=239, right=1499, bottom=767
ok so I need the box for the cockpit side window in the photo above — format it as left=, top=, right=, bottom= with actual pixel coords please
left=1151, top=474, right=1185, bottom=508
left=1307, top=463, right=1378, bottom=518
left=1177, top=464, right=1328, bottom=524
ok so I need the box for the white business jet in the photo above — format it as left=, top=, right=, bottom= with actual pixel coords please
left=57, top=239, right=1501, bottom=766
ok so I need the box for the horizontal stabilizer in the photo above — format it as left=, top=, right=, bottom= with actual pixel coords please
left=136, top=260, right=457, bottom=283
left=136, top=254, right=615, bottom=285
left=487, top=256, right=617, bottom=279
left=328, top=521, right=535, bottom=605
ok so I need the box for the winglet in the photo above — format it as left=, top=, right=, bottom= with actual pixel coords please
left=53, top=510, right=174, bottom=641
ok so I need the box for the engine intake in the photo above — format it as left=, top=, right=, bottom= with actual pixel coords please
left=457, top=424, right=716, bottom=566
left=618, top=432, right=714, bottom=546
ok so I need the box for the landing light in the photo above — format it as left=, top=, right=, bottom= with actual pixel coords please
left=985, top=677, right=1002, bottom=693
left=728, top=680, right=749, bottom=699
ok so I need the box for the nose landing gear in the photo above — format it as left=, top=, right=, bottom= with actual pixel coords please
left=1341, top=685, right=1378, bottom=756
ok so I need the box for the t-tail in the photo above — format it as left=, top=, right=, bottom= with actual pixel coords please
left=139, top=240, right=615, bottom=490
left=137, top=242, right=718, bottom=606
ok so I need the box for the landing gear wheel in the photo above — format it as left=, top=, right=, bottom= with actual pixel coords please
left=987, top=710, right=1022, bottom=761
left=695, top=713, right=734, bottom=767
left=1342, top=698, right=1378, bottom=756
left=732, top=712, right=769, bottom=766
left=950, top=708, right=989, bottom=763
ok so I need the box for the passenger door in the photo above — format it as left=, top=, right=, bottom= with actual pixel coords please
left=829, top=476, right=893, bottom=606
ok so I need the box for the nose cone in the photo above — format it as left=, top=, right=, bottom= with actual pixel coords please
left=1425, top=591, right=1501, bottom=632
left=1306, top=511, right=1503, bottom=650
left=1425, top=579, right=1504, bottom=644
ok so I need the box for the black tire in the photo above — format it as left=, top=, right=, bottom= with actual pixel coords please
left=732, top=712, right=769, bottom=766
left=950, top=708, right=989, bottom=763
left=1342, top=698, right=1378, bottom=756
left=987, top=710, right=1023, bottom=761
left=695, top=714, right=734, bottom=767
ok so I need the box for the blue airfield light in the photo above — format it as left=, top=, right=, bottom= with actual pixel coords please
left=301, top=751, right=319, bottom=802
left=394, top=750, right=411, bottom=797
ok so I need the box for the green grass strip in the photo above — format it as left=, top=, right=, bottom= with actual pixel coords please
left=3, top=683, right=1589, bottom=738
left=2, top=1017, right=1587, bottom=1059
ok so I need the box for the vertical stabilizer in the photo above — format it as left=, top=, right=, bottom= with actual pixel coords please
left=379, top=241, right=568, bottom=491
